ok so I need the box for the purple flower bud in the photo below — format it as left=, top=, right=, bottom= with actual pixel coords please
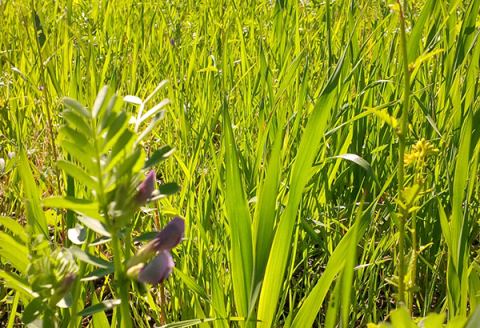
left=149, top=217, right=185, bottom=253
left=134, top=170, right=156, bottom=205
left=137, top=251, right=174, bottom=285
left=127, top=217, right=185, bottom=268
left=57, top=273, right=76, bottom=294
left=49, top=273, right=76, bottom=306
left=38, top=86, right=44, bottom=91
left=170, top=38, right=175, bottom=46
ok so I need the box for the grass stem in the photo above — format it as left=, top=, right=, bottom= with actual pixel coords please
left=395, top=0, right=411, bottom=307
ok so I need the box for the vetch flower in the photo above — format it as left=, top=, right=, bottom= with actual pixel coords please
left=134, top=170, right=156, bottom=205
left=137, top=251, right=175, bottom=285
left=127, top=217, right=185, bottom=268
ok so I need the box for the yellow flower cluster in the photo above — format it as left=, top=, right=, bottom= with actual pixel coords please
left=404, top=138, right=439, bottom=166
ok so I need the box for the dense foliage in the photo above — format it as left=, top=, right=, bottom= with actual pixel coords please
left=1, top=0, right=480, bottom=327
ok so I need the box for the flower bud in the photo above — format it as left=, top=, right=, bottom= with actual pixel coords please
left=127, top=217, right=184, bottom=268
left=137, top=251, right=174, bottom=285
left=126, top=263, right=145, bottom=280
left=49, top=273, right=76, bottom=307
left=134, top=170, right=156, bottom=205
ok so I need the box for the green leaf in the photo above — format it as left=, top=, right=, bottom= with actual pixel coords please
left=67, top=224, right=87, bottom=245
left=103, top=111, right=129, bottom=152
left=57, top=294, right=73, bottom=308
left=77, top=299, right=121, bottom=316
left=423, top=312, right=446, bottom=328
left=43, top=197, right=104, bottom=223
left=92, top=86, right=109, bottom=118
left=135, top=111, right=165, bottom=146
left=252, top=113, right=284, bottom=294
left=63, top=110, right=92, bottom=137
left=0, top=270, right=36, bottom=297
left=173, top=268, right=211, bottom=303
left=331, top=154, right=380, bottom=186
left=0, top=232, right=29, bottom=273
left=19, top=151, right=49, bottom=239
left=90, top=290, right=110, bottom=327
left=59, top=140, right=98, bottom=174
left=389, top=307, right=417, bottom=328
left=22, top=297, right=46, bottom=325
left=465, top=302, right=480, bottom=328
left=290, top=205, right=373, bottom=328
left=56, top=160, right=99, bottom=191
left=63, top=97, right=91, bottom=119
left=115, top=148, right=144, bottom=179
left=136, top=98, right=170, bottom=126
left=0, top=216, right=28, bottom=243
left=69, top=246, right=113, bottom=269
left=407, top=0, right=436, bottom=62
left=223, top=101, right=254, bottom=322
left=258, top=91, right=335, bottom=328
left=144, top=145, right=175, bottom=169
left=76, top=215, right=111, bottom=237
left=81, top=267, right=115, bottom=281
left=59, top=126, right=89, bottom=149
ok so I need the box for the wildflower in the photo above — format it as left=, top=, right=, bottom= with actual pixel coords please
left=137, top=251, right=175, bottom=284
left=404, top=138, right=439, bottom=166
left=127, top=217, right=185, bottom=268
left=170, top=38, right=176, bottom=46
left=38, top=86, right=44, bottom=91
left=134, top=170, right=156, bottom=205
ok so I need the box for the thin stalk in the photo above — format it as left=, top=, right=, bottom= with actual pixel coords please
left=410, top=210, right=418, bottom=314
left=396, top=0, right=411, bottom=306
left=111, top=230, right=133, bottom=328
left=26, top=4, right=64, bottom=242
left=159, top=282, right=166, bottom=326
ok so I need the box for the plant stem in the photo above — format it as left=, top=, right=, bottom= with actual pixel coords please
left=396, top=0, right=411, bottom=306
left=111, top=230, right=133, bottom=328
left=160, top=282, right=166, bottom=326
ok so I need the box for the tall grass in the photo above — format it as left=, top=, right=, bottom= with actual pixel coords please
left=1, top=0, right=480, bottom=327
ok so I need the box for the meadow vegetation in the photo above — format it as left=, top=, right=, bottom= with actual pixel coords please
left=1, top=0, right=480, bottom=327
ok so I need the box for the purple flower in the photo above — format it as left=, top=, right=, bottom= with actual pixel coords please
left=38, top=86, right=44, bottom=91
left=127, top=217, right=185, bottom=268
left=134, top=170, right=156, bottom=205
left=170, top=38, right=175, bottom=46
left=137, top=251, right=175, bottom=284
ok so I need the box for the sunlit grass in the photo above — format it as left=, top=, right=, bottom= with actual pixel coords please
left=1, top=0, right=479, bottom=327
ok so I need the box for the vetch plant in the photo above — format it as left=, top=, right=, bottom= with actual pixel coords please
left=42, top=83, right=180, bottom=328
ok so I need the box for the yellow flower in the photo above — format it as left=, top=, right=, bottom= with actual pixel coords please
left=404, top=138, right=439, bottom=166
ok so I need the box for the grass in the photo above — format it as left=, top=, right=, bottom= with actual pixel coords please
left=1, top=0, right=480, bottom=327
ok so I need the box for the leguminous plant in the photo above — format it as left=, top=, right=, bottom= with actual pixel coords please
left=0, top=0, right=480, bottom=327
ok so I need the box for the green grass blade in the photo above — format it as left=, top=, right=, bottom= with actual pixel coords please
left=19, top=151, right=49, bottom=239
left=257, top=90, right=335, bottom=328
left=222, top=101, right=254, bottom=324
left=290, top=204, right=373, bottom=328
